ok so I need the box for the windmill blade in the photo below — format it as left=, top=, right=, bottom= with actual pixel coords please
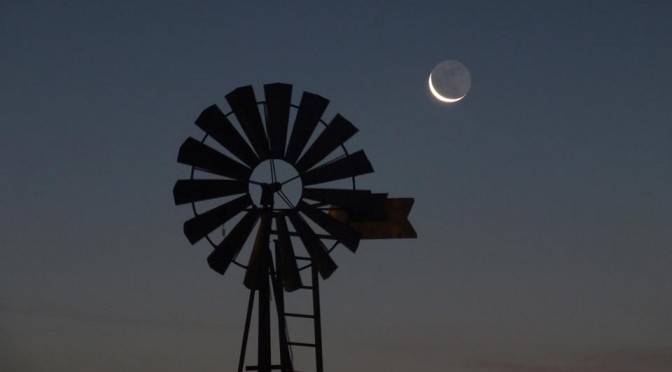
left=287, top=212, right=337, bottom=280
left=226, top=85, right=270, bottom=159
left=243, top=211, right=272, bottom=289
left=173, top=179, right=248, bottom=205
left=183, top=194, right=252, bottom=244
left=275, top=215, right=302, bottom=291
left=178, top=137, right=252, bottom=180
left=207, top=209, right=260, bottom=275
left=297, top=201, right=360, bottom=252
left=295, top=114, right=358, bottom=172
left=264, top=83, right=292, bottom=158
left=285, top=92, right=329, bottom=164
left=195, top=105, right=259, bottom=168
left=301, top=150, right=374, bottom=186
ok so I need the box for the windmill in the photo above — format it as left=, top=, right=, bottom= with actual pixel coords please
left=173, top=83, right=416, bottom=372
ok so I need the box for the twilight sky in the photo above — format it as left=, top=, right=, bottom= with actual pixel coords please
left=2, top=1, right=671, bottom=371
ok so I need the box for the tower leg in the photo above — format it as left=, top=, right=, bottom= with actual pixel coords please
left=312, top=265, right=324, bottom=372
left=238, top=289, right=256, bottom=372
left=258, top=248, right=272, bottom=372
left=271, top=249, right=293, bottom=372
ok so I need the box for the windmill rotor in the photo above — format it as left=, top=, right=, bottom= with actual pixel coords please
left=174, top=83, right=383, bottom=290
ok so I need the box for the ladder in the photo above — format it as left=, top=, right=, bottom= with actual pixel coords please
left=239, top=253, right=324, bottom=372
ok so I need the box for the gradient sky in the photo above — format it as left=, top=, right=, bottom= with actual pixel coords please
left=2, top=1, right=671, bottom=371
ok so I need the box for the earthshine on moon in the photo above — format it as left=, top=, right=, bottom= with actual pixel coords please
left=429, top=60, right=471, bottom=103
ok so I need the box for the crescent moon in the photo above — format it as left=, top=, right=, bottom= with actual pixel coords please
left=428, top=73, right=465, bottom=103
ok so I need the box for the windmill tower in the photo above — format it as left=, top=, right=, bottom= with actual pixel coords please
left=173, top=83, right=416, bottom=372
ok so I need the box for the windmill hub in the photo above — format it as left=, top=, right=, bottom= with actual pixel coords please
left=265, top=182, right=282, bottom=193
left=259, top=182, right=282, bottom=207
left=249, top=158, right=302, bottom=208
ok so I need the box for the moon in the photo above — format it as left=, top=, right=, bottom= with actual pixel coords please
left=428, top=60, right=471, bottom=103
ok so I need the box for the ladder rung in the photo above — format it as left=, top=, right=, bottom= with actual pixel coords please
left=295, top=256, right=311, bottom=261
left=245, top=365, right=282, bottom=371
left=284, top=312, right=315, bottom=319
left=288, top=341, right=317, bottom=347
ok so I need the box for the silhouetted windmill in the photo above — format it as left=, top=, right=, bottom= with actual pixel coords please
left=173, top=83, right=416, bottom=372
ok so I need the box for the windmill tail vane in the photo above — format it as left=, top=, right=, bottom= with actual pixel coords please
left=173, top=82, right=416, bottom=372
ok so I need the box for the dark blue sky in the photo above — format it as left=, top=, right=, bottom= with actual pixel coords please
left=2, top=1, right=671, bottom=371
